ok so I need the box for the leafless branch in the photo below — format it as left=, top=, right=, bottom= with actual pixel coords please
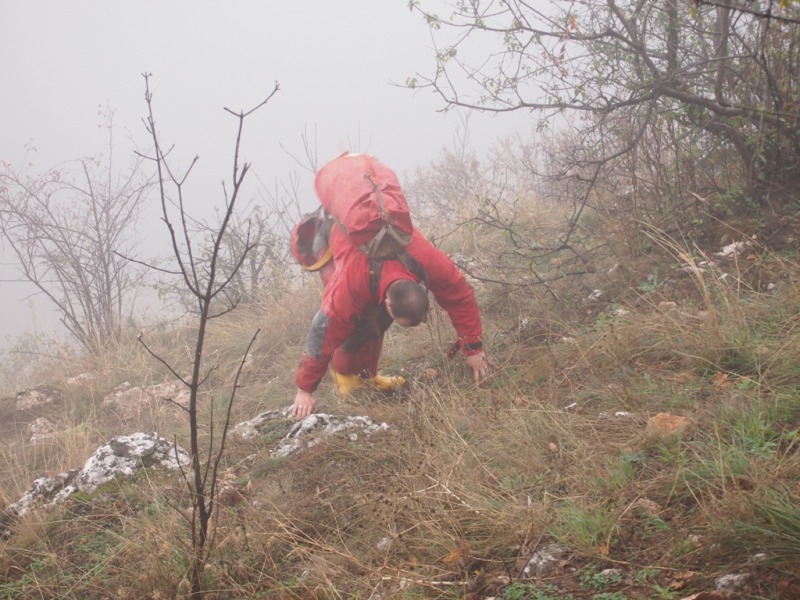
left=137, top=73, right=278, bottom=599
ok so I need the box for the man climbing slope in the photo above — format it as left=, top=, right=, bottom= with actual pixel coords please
left=292, top=153, right=490, bottom=419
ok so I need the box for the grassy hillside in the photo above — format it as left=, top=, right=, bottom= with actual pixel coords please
left=0, top=204, right=799, bottom=599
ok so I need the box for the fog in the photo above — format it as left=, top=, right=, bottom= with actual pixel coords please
left=0, top=1, right=534, bottom=351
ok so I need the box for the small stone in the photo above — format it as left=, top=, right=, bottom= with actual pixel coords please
left=28, top=417, right=58, bottom=444
left=646, top=413, right=692, bottom=439
left=217, top=484, right=244, bottom=507
left=376, top=536, right=393, bottom=553
left=523, top=543, right=569, bottom=577
left=688, top=534, right=703, bottom=545
left=716, top=573, right=751, bottom=591
left=600, top=568, right=624, bottom=579
left=513, top=396, right=530, bottom=408
left=632, top=498, right=662, bottom=516
left=15, top=385, right=62, bottom=411
left=422, top=368, right=439, bottom=380
left=695, top=311, right=713, bottom=323
left=716, top=240, right=752, bottom=258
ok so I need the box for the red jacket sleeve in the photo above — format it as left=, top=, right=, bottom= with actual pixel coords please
left=405, top=230, right=483, bottom=355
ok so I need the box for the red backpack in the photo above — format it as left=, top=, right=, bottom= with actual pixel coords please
left=291, top=153, right=428, bottom=293
left=314, top=153, right=414, bottom=258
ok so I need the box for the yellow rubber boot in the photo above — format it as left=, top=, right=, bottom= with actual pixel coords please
left=367, top=373, right=406, bottom=392
left=330, top=371, right=366, bottom=397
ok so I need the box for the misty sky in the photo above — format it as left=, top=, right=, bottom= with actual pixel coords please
left=0, top=1, right=534, bottom=350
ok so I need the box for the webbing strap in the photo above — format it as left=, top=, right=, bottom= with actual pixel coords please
left=368, top=251, right=429, bottom=300
left=364, top=173, right=388, bottom=222
left=302, top=246, right=334, bottom=272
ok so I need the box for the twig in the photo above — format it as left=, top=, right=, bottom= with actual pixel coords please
left=137, top=333, right=190, bottom=388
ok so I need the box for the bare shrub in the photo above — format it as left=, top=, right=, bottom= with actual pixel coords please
left=0, top=112, right=153, bottom=354
left=137, top=73, right=278, bottom=599
left=410, top=0, right=800, bottom=222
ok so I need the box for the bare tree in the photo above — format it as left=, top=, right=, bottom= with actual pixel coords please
left=200, top=164, right=309, bottom=305
left=158, top=199, right=298, bottom=312
left=137, top=73, right=278, bottom=599
left=164, top=127, right=321, bottom=311
left=409, top=0, right=800, bottom=206
left=0, top=113, right=153, bottom=354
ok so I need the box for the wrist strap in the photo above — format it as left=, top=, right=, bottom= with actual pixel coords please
left=447, top=340, right=483, bottom=359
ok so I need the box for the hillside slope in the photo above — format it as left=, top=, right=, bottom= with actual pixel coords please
left=1, top=215, right=799, bottom=599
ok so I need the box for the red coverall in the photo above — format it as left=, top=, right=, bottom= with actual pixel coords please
left=295, top=224, right=483, bottom=392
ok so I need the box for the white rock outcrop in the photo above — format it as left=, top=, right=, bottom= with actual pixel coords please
left=15, top=385, right=63, bottom=411
left=272, top=413, right=390, bottom=458
left=1, top=432, right=188, bottom=539
left=232, top=407, right=293, bottom=440
left=233, top=407, right=390, bottom=458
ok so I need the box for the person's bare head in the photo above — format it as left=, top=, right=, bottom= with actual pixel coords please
left=385, top=279, right=429, bottom=328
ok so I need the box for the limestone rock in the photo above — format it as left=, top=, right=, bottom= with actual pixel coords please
left=27, top=417, right=59, bottom=444
left=60, top=432, right=189, bottom=501
left=233, top=408, right=390, bottom=458
left=232, top=407, right=292, bottom=440
left=1, top=432, right=188, bottom=539
left=272, top=412, right=389, bottom=458
left=715, top=573, right=751, bottom=592
left=15, top=385, right=63, bottom=411
left=521, top=543, right=570, bottom=577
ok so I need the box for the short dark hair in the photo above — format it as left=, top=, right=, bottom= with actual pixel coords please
left=387, top=279, right=429, bottom=326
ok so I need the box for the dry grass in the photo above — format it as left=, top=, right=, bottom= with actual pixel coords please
left=1, top=209, right=800, bottom=598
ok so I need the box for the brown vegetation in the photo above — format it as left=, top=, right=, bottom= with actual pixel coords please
left=1, top=172, right=798, bottom=597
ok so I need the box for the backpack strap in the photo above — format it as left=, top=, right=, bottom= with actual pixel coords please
left=368, top=258, right=383, bottom=300
left=369, top=251, right=429, bottom=300
left=302, top=245, right=333, bottom=272
left=398, top=250, right=430, bottom=293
